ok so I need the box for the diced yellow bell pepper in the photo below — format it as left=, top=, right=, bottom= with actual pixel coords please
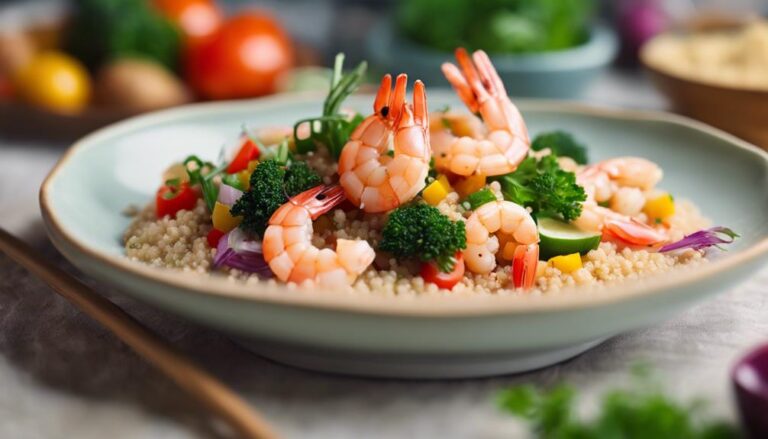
left=549, top=253, right=582, bottom=274
left=454, top=174, right=486, bottom=198
left=422, top=176, right=450, bottom=206
left=643, top=193, right=675, bottom=222
left=437, top=174, right=451, bottom=191
left=212, top=202, right=242, bottom=232
left=236, top=160, right=260, bottom=190
left=238, top=170, right=251, bottom=190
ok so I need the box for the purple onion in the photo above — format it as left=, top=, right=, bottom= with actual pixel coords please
left=213, top=228, right=272, bottom=277
left=618, top=0, right=668, bottom=52
left=732, top=343, right=768, bottom=438
left=217, top=184, right=243, bottom=207
left=659, top=227, right=739, bottom=253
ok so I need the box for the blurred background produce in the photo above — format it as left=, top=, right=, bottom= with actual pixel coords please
left=0, top=0, right=767, bottom=147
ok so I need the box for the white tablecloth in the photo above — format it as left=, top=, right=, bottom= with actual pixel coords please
left=1, top=73, right=766, bottom=439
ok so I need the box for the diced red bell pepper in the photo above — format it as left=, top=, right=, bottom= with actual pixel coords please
left=156, top=181, right=198, bottom=218
left=226, top=136, right=260, bottom=174
left=207, top=228, right=226, bottom=248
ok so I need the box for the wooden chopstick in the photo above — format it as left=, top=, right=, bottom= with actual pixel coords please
left=0, top=228, right=279, bottom=439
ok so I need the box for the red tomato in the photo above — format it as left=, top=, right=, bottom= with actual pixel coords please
left=185, top=12, right=294, bottom=100
left=226, top=136, right=260, bottom=174
left=156, top=181, right=199, bottom=218
left=207, top=228, right=226, bottom=247
left=152, top=0, right=222, bottom=44
left=420, top=252, right=465, bottom=290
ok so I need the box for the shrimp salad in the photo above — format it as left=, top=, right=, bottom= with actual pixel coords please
left=123, top=49, right=737, bottom=296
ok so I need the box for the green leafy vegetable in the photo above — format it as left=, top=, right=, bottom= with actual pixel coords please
left=466, top=188, right=497, bottom=210
left=397, top=0, right=595, bottom=54
left=497, top=369, right=741, bottom=439
left=532, top=131, right=589, bottom=164
left=293, top=53, right=367, bottom=159
left=230, top=160, right=322, bottom=238
left=495, top=155, right=586, bottom=222
left=65, top=0, right=181, bottom=71
left=379, top=203, right=466, bottom=272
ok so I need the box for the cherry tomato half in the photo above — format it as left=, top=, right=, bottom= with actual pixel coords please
left=156, top=181, right=199, bottom=218
left=185, top=12, right=294, bottom=100
left=226, top=136, right=260, bottom=174
left=152, top=0, right=222, bottom=45
left=420, top=252, right=465, bottom=290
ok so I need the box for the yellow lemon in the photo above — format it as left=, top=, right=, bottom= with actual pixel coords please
left=15, top=52, right=91, bottom=113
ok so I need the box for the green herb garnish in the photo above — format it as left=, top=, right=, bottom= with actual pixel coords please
left=183, top=155, right=225, bottom=211
left=466, top=188, right=496, bottom=210
left=293, top=53, right=367, bottom=159
left=497, top=367, right=740, bottom=439
left=494, top=155, right=586, bottom=222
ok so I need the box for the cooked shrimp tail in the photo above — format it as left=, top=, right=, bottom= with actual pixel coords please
left=512, top=243, right=539, bottom=291
left=604, top=217, right=668, bottom=247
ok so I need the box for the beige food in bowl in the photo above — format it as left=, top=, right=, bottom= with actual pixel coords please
left=642, top=20, right=768, bottom=90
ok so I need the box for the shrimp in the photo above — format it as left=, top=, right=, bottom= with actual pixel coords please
left=435, top=48, right=530, bottom=177
left=575, top=202, right=668, bottom=247
left=573, top=157, right=668, bottom=247
left=338, top=73, right=430, bottom=213
left=463, top=200, right=539, bottom=289
left=262, top=185, right=375, bottom=287
left=577, top=157, right=663, bottom=203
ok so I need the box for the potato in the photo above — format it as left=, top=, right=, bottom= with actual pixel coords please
left=0, top=31, right=35, bottom=76
left=95, top=58, right=190, bottom=112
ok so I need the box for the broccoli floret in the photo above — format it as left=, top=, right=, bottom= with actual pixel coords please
left=284, top=162, right=322, bottom=197
left=531, top=131, right=589, bottom=165
left=495, top=155, right=586, bottom=222
left=379, top=204, right=466, bottom=272
left=231, top=160, right=321, bottom=237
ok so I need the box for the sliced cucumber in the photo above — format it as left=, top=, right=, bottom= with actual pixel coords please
left=538, top=217, right=601, bottom=259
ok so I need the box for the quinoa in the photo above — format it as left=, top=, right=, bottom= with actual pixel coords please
left=123, top=152, right=713, bottom=297
left=124, top=199, right=213, bottom=273
left=123, top=189, right=710, bottom=297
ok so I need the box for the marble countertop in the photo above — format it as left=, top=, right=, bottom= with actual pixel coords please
left=1, top=72, right=765, bottom=439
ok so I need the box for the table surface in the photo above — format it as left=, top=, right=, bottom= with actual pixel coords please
left=1, top=71, right=766, bottom=439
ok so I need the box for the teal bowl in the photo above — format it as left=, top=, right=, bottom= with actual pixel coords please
left=40, top=93, right=768, bottom=378
left=366, top=22, right=618, bottom=98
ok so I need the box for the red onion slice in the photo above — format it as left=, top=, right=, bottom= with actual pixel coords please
left=217, top=184, right=243, bottom=207
left=659, top=226, right=738, bottom=253
left=213, top=228, right=272, bottom=277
